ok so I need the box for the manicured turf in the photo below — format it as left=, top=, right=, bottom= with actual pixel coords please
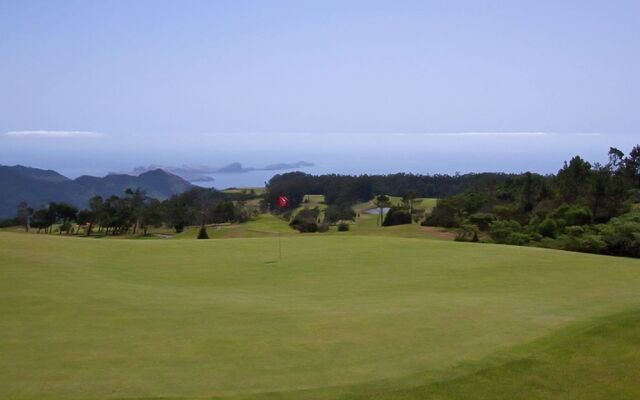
left=1, top=232, right=640, bottom=399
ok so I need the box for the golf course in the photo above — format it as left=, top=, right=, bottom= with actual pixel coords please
left=2, top=229, right=640, bottom=399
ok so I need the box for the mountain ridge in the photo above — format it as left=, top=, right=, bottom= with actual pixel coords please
left=0, top=165, right=193, bottom=219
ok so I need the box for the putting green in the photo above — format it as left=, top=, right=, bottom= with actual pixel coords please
left=1, top=232, right=639, bottom=399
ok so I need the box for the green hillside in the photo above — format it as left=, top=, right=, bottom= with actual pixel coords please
left=1, top=232, right=640, bottom=399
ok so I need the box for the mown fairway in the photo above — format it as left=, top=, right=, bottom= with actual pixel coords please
left=1, top=232, right=640, bottom=399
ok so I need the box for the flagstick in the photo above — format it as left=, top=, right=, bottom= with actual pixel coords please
left=278, top=231, right=282, bottom=260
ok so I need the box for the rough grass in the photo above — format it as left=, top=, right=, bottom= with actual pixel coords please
left=1, top=232, right=640, bottom=399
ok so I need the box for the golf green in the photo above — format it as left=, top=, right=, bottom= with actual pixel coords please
left=1, top=232, right=639, bottom=399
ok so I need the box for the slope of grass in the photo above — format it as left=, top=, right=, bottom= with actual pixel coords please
left=356, top=310, right=640, bottom=399
left=1, top=232, right=640, bottom=399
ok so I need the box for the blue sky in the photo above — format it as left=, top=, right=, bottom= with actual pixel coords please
left=1, top=1, right=639, bottom=185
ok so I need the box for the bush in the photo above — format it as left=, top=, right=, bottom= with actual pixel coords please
left=489, top=220, right=522, bottom=243
left=562, top=233, right=607, bottom=254
left=537, top=218, right=558, bottom=238
left=469, top=212, right=495, bottom=231
left=565, top=225, right=585, bottom=237
left=290, top=208, right=322, bottom=233
left=337, top=222, right=350, bottom=231
left=197, top=226, right=209, bottom=239
left=423, top=199, right=458, bottom=227
left=323, top=204, right=356, bottom=224
left=502, top=232, right=532, bottom=246
left=383, top=206, right=412, bottom=226
left=455, top=223, right=479, bottom=242
left=596, top=211, right=640, bottom=257
left=294, top=221, right=318, bottom=233
left=550, top=204, right=592, bottom=227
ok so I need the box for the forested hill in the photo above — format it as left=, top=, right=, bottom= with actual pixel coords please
left=0, top=165, right=193, bottom=218
left=423, top=146, right=640, bottom=258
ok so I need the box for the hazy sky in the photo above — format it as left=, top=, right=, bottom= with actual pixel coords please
left=1, top=1, right=638, bottom=185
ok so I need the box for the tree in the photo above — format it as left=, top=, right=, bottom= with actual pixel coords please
left=555, top=156, right=593, bottom=204
left=89, top=196, right=104, bottom=234
left=623, top=145, right=640, bottom=187
left=374, top=194, right=391, bottom=227
left=402, top=190, right=420, bottom=218
left=16, top=201, right=32, bottom=232
left=102, top=195, right=133, bottom=235
left=323, top=204, right=356, bottom=224
left=140, top=199, right=163, bottom=235
left=521, top=172, right=535, bottom=212
left=44, top=203, right=58, bottom=233
left=58, top=203, right=78, bottom=234
left=77, top=209, right=96, bottom=236
left=30, top=209, right=49, bottom=233
left=197, top=226, right=209, bottom=239
left=165, top=197, right=190, bottom=233
left=125, top=188, right=146, bottom=235
left=608, top=147, right=625, bottom=170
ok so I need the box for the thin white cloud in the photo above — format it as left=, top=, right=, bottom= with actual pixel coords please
left=5, top=130, right=104, bottom=138
left=392, top=132, right=606, bottom=138
left=426, top=132, right=549, bottom=137
left=390, top=132, right=550, bottom=137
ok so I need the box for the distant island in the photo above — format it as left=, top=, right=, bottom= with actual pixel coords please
left=127, top=161, right=315, bottom=183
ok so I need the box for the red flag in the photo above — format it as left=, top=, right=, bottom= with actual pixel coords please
left=278, top=196, right=290, bottom=208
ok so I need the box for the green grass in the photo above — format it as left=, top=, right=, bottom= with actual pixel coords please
left=353, top=197, right=438, bottom=213
left=2, top=232, right=640, bottom=399
left=359, top=310, right=640, bottom=399
left=177, top=214, right=295, bottom=239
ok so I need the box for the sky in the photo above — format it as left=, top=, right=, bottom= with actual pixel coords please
left=1, top=0, right=639, bottom=187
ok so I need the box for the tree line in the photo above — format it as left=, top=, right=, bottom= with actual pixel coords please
left=4, top=187, right=261, bottom=236
left=265, top=172, right=513, bottom=210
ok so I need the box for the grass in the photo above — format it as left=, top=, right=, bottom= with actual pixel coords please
left=177, top=214, right=296, bottom=239
left=351, top=310, right=640, bottom=400
left=222, top=187, right=266, bottom=195
left=1, top=232, right=640, bottom=399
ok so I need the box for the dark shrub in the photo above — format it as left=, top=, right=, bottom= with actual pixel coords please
left=290, top=207, right=322, bottom=233
left=455, top=223, right=479, bottom=242
left=294, top=221, right=318, bottom=233
left=489, top=220, right=522, bottom=243
left=383, top=206, right=412, bottom=226
left=197, top=226, right=209, bottom=239
left=323, top=204, right=356, bottom=224
left=503, top=232, right=532, bottom=246
left=537, top=218, right=558, bottom=238
left=337, top=222, right=350, bottom=231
